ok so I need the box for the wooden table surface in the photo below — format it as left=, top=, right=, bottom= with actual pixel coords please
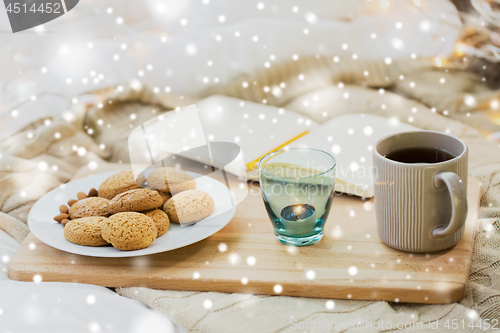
left=8, top=165, right=481, bottom=304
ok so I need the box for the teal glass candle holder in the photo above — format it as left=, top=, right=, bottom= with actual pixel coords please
left=258, top=148, right=336, bottom=246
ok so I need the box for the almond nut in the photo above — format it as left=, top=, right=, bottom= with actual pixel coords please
left=88, top=188, right=98, bottom=197
left=61, top=219, right=70, bottom=227
left=77, top=192, right=87, bottom=200
left=59, top=205, right=69, bottom=214
left=54, top=213, right=69, bottom=222
left=68, top=199, right=78, bottom=207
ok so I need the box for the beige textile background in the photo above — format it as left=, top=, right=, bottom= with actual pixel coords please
left=1, top=56, right=499, bottom=331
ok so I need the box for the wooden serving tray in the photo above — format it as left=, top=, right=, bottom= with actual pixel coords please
left=8, top=175, right=481, bottom=304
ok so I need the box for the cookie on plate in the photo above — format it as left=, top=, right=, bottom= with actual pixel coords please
left=107, top=189, right=162, bottom=214
left=64, top=217, right=109, bottom=247
left=101, top=212, right=157, bottom=251
left=158, top=191, right=171, bottom=205
left=68, top=197, right=110, bottom=219
left=147, top=167, right=196, bottom=194
left=98, top=171, right=140, bottom=200
left=143, top=209, right=170, bottom=237
left=163, top=190, right=214, bottom=224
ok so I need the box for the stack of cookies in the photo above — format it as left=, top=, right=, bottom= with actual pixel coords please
left=58, top=168, right=215, bottom=251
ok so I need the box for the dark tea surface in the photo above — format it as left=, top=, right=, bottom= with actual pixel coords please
left=385, top=147, right=455, bottom=164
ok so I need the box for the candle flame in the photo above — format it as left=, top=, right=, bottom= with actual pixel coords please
left=434, top=57, right=443, bottom=67
left=295, top=206, right=302, bottom=213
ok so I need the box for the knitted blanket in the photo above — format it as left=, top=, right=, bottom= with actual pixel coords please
left=2, top=56, right=499, bottom=331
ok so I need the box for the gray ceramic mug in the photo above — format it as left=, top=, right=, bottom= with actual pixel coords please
left=373, top=131, right=468, bottom=252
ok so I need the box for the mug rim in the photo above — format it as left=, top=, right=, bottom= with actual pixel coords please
left=374, top=130, right=468, bottom=166
left=258, top=147, right=336, bottom=180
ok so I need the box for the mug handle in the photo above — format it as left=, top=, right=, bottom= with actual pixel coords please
left=432, top=172, right=468, bottom=238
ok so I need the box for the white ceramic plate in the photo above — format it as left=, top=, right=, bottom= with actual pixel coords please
left=28, top=171, right=236, bottom=257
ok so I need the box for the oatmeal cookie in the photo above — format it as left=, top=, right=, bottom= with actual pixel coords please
left=107, top=189, right=162, bottom=214
left=98, top=171, right=140, bottom=200
left=101, top=212, right=157, bottom=251
left=163, top=190, right=214, bottom=224
left=146, top=167, right=196, bottom=194
left=64, top=217, right=109, bottom=246
left=143, top=209, right=170, bottom=237
left=68, top=197, right=110, bottom=219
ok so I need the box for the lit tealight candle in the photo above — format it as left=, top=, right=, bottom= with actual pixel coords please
left=281, top=204, right=316, bottom=222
